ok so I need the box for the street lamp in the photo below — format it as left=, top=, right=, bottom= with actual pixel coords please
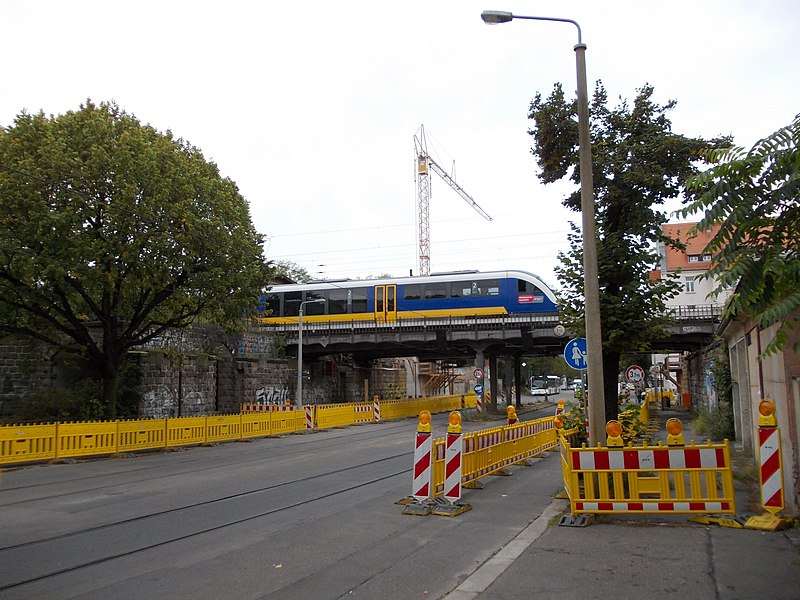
left=297, top=298, right=325, bottom=409
left=481, top=10, right=606, bottom=443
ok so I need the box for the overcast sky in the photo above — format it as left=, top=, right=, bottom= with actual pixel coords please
left=2, top=1, right=798, bottom=288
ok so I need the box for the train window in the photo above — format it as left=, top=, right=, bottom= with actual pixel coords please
left=284, top=291, right=302, bottom=316
left=517, top=279, right=541, bottom=294
left=305, top=291, right=325, bottom=315
left=263, top=294, right=281, bottom=316
left=404, top=284, right=421, bottom=301
left=329, top=289, right=348, bottom=314
left=477, top=279, right=500, bottom=296
left=424, top=283, right=447, bottom=299
left=351, top=289, right=368, bottom=313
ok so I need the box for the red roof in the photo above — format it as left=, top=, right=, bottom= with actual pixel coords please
left=662, top=222, right=721, bottom=272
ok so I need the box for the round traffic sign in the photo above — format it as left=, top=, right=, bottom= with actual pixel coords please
left=626, top=365, right=645, bottom=384
left=563, top=338, right=588, bottom=370
left=473, top=367, right=484, bottom=380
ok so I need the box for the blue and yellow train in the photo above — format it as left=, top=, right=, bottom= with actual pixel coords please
left=258, top=269, right=558, bottom=324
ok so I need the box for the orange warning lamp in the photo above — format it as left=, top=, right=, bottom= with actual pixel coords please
left=506, top=406, right=518, bottom=425
left=758, top=399, right=777, bottom=427
left=417, top=410, right=432, bottom=433
left=448, top=411, right=462, bottom=434
left=666, top=417, right=685, bottom=446
left=605, top=420, right=623, bottom=447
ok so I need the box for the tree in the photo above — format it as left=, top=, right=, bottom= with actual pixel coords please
left=0, top=101, right=272, bottom=417
left=528, top=82, right=729, bottom=420
left=271, top=260, right=312, bottom=283
left=683, top=114, right=800, bottom=356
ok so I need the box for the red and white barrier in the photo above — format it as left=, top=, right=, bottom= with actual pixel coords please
left=373, top=397, right=381, bottom=422
left=759, top=427, right=783, bottom=514
left=571, top=447, right=728, bottom=471
left=412, top=431, right=433, bottom=502
left=240, top=403, right=295, bottom=413
left=443, top=432, right=463, bottom=503
left=575, top=500, right=732, bottom=513
left=305, top=405, right=314, bottom=430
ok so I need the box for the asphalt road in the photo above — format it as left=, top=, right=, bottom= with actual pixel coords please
left=0, top=397, right=565, bottom=600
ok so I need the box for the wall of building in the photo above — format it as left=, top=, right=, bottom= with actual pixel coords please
left=720, top=316, right=800, bottom=515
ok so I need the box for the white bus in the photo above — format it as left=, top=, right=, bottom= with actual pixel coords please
left=530, top=375, right=561, bottom=396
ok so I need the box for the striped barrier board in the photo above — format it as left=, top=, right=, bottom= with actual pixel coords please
left=412, top=432, right=433, bottom=502
left=571, top=447, right=728, bottom=471
left=759, top=427, right=784, bottom=514
left=576, top=500, right=732, bottom=513
left=443, top=432, right=463, bottom=502
left=373, top=398, right=381, bottom=422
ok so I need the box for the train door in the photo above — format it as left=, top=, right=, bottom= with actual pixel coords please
left=373, top=285, right=397, bottom=322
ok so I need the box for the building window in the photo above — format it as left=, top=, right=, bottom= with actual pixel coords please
left=703, top=254, right=712, bottom=262
left=688, top=255, right=700, bottom=263
left=685, top=277, right=695, bottom=293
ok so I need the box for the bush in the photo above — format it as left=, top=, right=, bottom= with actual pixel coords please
left=618, top=403, right=650, bottom=444
left=12, top=381, right=105, bottom=423
left=691, top=401, right=735, bottom=441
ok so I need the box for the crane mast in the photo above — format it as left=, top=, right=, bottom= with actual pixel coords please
left=414, top=126, right=492, bottom=276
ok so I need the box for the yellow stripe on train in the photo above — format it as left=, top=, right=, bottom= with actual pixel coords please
left=258, top=306, right=509, bottom=325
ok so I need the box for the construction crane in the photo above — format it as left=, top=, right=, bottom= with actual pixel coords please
left=414, top=125, right=492, bottom=276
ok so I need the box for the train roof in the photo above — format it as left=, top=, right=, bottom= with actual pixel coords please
left=267, top=269, right=557, bottom=300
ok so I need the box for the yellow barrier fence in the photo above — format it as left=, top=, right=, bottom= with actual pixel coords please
left=118, top=419, right=167, bottom=453
left=430, top=416, right=560, bottom=495
left=56, top=421, right=118, bottom=460
left=0, top=393, right=481, bottom=466
left=0, top=423, right=57, bottom=463
left=559, top=437, right=736, bottom=515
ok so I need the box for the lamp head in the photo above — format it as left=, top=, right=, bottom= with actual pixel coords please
left=481, top=10, right=513, bottom=24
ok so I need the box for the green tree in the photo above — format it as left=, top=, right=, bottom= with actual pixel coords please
left=270, top=260, right=312, bottom=283
left=0, top=101, right=272, bottom=417
left=528, top=82, right=728, bottom=420
left=683, top=114, right=800, bottom=356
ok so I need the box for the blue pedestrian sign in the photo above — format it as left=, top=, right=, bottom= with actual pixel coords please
left=564, top=338, right=588, bottom=370
left=474, top=383, right=484, bottom=395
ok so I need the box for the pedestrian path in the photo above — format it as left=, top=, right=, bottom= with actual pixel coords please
left=444, top=406, right=800, bottom=600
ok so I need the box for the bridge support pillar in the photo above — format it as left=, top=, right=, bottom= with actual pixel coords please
left=513, top=354, right=523, bottom=408
left=489, top=354, right=499, bottom=413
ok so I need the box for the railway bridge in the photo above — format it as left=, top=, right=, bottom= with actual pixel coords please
left=264, top=304, right=723, bottom=364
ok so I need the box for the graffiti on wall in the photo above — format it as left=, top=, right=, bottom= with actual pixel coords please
left=142, top=386, right=208, bottom=418
left=255, top=385, right=291, bottom=405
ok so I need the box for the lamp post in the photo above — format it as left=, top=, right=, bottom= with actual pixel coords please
left=480, top=10, right=606, bottom=443
left=297, top=298, right=325, bottom=409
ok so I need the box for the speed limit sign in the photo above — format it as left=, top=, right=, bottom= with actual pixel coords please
left=473, top=367, right=484, bottom=380
left=626, top=365, right=645, bottom=384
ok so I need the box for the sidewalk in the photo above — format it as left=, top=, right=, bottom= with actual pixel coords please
left=445, top=407, right=800, bottom=600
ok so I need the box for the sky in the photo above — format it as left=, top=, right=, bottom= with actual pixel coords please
left=2, top=1, right=798, bottom=290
